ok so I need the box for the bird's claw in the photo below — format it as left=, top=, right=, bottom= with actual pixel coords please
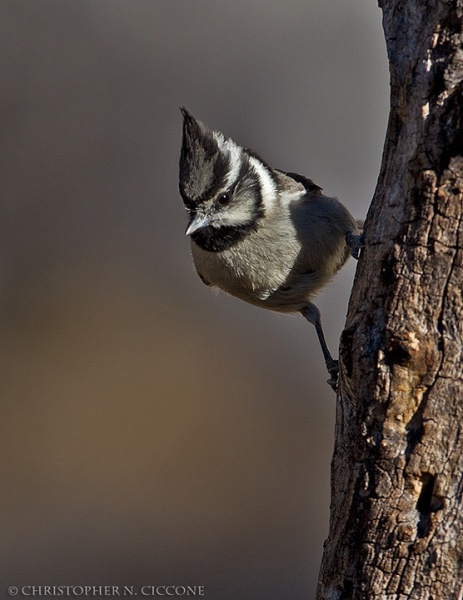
left=346, top=232, right=365, bottom=260
left=326, top=359, right=339, bottom=392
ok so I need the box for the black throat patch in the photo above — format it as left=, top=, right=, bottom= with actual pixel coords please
left=191, top=221, right=258, bottom=252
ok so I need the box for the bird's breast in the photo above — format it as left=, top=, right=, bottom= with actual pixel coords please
left=190, top=231, right=299, bottom=307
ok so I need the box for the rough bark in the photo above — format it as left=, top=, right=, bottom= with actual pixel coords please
left=316, top=1, right=463, bottom=598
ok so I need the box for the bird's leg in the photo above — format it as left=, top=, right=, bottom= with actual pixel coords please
left=300, top=303, right=339, bottom=391
left=346, top=231, right=365, bottom=260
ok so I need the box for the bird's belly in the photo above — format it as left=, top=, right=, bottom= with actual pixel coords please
left=191, top=240, right=318, bottom=312
left=192, top=246, right=277, bottom=303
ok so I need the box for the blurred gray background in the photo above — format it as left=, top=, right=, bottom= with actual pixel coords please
left=0, top=1, right=388, bottom=598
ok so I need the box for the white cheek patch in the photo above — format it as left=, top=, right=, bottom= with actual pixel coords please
left=213, top=131, right=243, bottom=189
left=248, top=155, right=277, bottom=212
left=216, top=204, right=255, bottom=227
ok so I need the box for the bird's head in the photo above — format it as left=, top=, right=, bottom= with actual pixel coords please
left=179, top=108, right=278, bottom=251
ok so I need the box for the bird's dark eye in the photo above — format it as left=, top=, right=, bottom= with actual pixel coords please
left=217, top=192, right=231, bottom=206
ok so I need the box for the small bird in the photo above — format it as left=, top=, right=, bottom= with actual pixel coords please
left=179, top=108, right=363, bottom=389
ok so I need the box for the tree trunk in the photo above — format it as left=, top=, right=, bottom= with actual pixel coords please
left=316, top=1, right=463, bottom=598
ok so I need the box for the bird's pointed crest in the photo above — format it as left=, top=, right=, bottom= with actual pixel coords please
left=179, top=108, right=243, bottom=206
left=179, top=108, right=223, bottom=205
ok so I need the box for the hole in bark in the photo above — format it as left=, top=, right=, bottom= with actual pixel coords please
left=385, top=334, right=411, bottom=366
left=417, top=473, right=435, bottom=515
left=405, top=412, right=424, bottom=460
left=416, top=473, right=442, bottom=538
